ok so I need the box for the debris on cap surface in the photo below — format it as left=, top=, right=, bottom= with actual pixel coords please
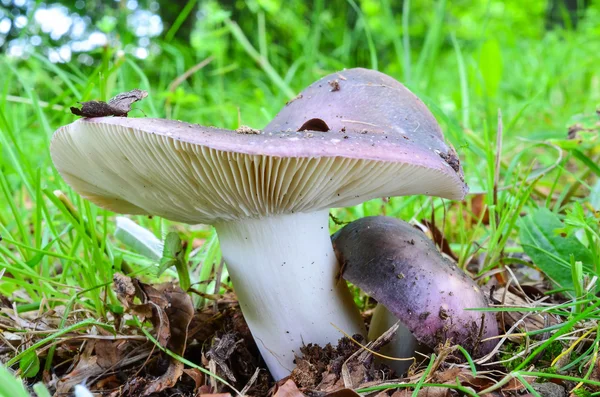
left=70, top=89, right=148, bottom=118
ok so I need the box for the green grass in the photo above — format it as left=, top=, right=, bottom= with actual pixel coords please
left=1, top=0, right=599, bottom=395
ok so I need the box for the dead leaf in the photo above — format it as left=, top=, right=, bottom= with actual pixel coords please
left=370, top=391, right=391, bottom=397
left=143, top=360, right=185, bottom=395
left=420, top=219, right=458, bottom=261
left=417, top=387, right=450, bottom=397
left=71, top=89, right=147, bottom=117
left=142, top=283, right=194, bottom=396
left=198, top=394, right=232, bottom=397
left=160, top=284, right=194, bottom=353
left=56, top=340, right=150, bottom=395
left=95, top=374, right=120, bottom=390
left=95, top=339, right=122, bottom=369
left=196, top=385, right=214, bottom=395
left=502, top=375, right=537, bottom=392
left=274, top=379, right=306, bottom=397
left=317, top=372, right=343, bottom=392
left=55, top=340, right=97, bottom=395
left=469, top=194, right=490, bottom=225
left=184, top=368, right=205, bottom=393
left=433, top=367, right=461, bottom=383
left=492, top=286, right=560, bottom=341
left=114, top=274, right=171, bottom=347
left=112, top=274, right=194, bottom=395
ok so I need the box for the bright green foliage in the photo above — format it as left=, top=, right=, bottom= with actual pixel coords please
left=18, top=351, right=40, bottom=379
left=520, top=208, right=595, bottom=294
left=158, top=232, right=191, bottom=291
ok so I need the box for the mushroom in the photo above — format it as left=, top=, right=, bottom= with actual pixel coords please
left=332, top=216, right=498, bottom=373
left=50, top=68, right=466, bottom=379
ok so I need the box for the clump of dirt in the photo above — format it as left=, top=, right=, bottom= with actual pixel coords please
left=236, top=125, right=261, bottom=134
left=437, top=149, right=461, bottom=174
left=290, top=334, right=394, bottom=392
left=328, top=79, right=341, bottom=92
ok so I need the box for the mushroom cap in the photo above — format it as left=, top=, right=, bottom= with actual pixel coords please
left=332, top=216, right=498, bottom=356
left=51, top=68, right=467, bottom=224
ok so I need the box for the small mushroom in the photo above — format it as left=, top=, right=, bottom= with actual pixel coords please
left=332, top=216, right=498, bottom=372
left=50, top=68, right=467, bottom=379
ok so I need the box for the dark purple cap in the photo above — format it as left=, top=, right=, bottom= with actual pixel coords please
left=51, top=68, right=467, bottom=224
left=332, top=216, right=498, bottom=356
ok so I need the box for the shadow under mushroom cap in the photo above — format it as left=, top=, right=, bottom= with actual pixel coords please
left=50, top=69, right=467, bottom=224
left=332, top=216, right=498, bottom=356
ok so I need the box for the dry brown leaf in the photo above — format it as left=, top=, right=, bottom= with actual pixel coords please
left=95, top=339, right=122, bottom=369
left=317, top=372, right=344, bottom=392
left=469, top=194, right=490, bottom=225
left=55, top=340, right=97, bottom=395
left=158, top=283, right=195, bottom=354
left=274, top=379, right=306, bottom=397
left=196, top=384, right=214, bottom=395
left=116, top=274, right=170, bottom=346
left=492, top=286, right=559, bottom=341
left=143, top=360, right=185, bottom=395
left=432, top=367, right=462, bottom=383
left=95, top=374, right=120, bottom=390
left=184, top=368, right=205, bottom=393
left=420, top=219, right=459, bottom=261
left=56, top=340, right=151, bottom=395
left=417, top=387, right=451, bottom=397
left=113, top=274, right=195, bottom=395
left=430, top=366, right=497, bottom=391
left=371, top=391, right=391, bottom=397
left=198, top=393, right=233, bottom=397
left=502, top=375, right=536, bottom=392
left=326, top=388, right=362, bottom=397
left=142, top=283, right=194, bottom=396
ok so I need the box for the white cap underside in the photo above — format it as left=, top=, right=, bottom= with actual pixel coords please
left=52, top=121, right=461, bottom=224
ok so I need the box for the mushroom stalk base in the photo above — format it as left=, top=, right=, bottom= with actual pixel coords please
left=368, top=304, right=419, bottom=376
left=215, top=210, right=365, bottom=380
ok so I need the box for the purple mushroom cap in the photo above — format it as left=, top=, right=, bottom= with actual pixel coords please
left=266, top=68, right=465, bottom=182
left=332, top=216, right=498, bottom=356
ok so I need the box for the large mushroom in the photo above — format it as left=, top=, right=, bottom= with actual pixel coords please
left=50, top=68, right=466, bottom=379
left=332, top=216, right=498, bottom=372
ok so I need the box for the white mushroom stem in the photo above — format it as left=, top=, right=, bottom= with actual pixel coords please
left=215, top=210, right=366, bottom=380
left=368, top=304, right=419, bottom=376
